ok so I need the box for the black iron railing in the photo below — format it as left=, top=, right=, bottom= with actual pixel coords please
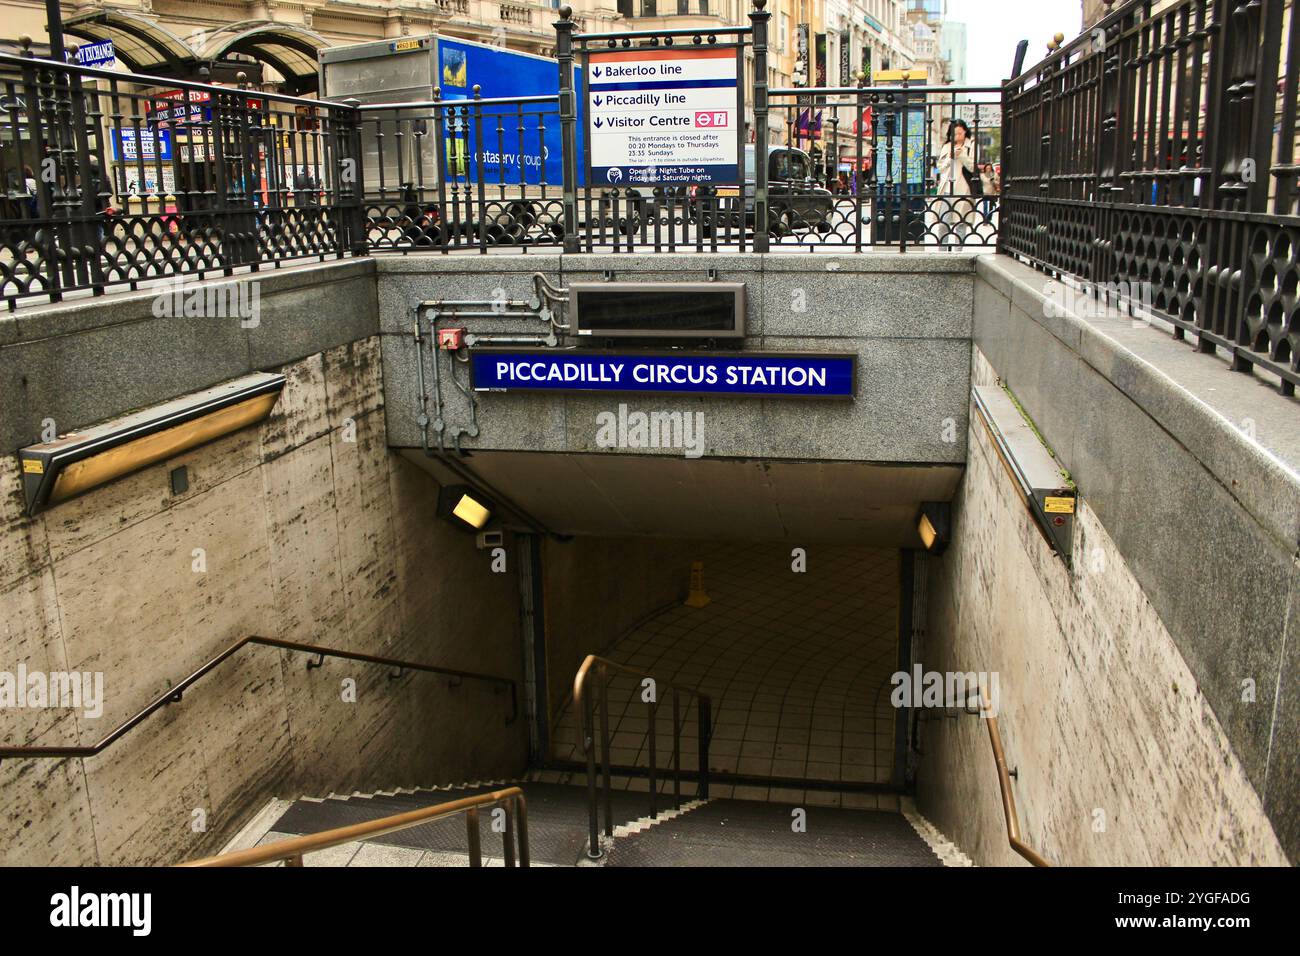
left=0, top=635, right=518, bottom=766
left=0, top=39, right=365, bottom=310
left=1000, top=0, right=1300, bottom=394
left=357, top=92, right=567, bottom=253
left=0, top=10, right=1004, bottom=305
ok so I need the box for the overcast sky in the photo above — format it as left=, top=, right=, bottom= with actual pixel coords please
left=945, top=0, right=1084, bottom=85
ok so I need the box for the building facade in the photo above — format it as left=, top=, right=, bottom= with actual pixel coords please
left=1082, top=0, right=1114, bottom=28
left=0, top=0, right=627, bottom=92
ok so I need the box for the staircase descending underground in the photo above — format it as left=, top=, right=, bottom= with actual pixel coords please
left=227, top=771, right=968, bottom=867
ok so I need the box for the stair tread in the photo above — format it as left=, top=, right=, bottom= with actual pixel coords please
left=270, top=782, right=661, bottom=867
left=603, top=798, right=943, bottom=867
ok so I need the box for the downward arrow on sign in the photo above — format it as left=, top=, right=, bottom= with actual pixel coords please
left=594, top=117, right=603, bottom=128
left=594, top=96, right=603, bottom=106
left=593, top=67, right=601, bottom=77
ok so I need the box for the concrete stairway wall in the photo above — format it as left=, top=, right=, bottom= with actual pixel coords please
left=0, top=260, right=539, bottom=865
left=915, top=256, right=1299, bottom=866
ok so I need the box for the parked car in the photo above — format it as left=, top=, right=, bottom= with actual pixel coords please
left=698, top=144, right=835, bottom=236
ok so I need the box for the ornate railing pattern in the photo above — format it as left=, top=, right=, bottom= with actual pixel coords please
left=0, top=41, right=365, bottom=310
left=1000, top=0, right=1299, bottom=394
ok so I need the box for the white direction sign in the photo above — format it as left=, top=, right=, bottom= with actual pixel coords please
left=586, top=46, right=739, bottom=186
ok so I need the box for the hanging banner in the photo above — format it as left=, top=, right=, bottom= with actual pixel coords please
left=839, top=30, right=852, bottom=87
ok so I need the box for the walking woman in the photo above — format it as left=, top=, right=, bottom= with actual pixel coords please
left=935, top=119, right=977, bottom=245
left=979, top=162, right=1000, bottom=220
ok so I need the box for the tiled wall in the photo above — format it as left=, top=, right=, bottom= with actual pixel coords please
left=548, top=542, right=903, bottom=804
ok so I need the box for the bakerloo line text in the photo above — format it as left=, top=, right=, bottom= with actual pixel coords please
left=493, top=360, right=830, bottom=388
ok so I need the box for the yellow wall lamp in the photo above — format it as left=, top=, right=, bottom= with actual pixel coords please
left=436, top=484, right=495, bottom=533
left=17, top=372, right=286, bottom=517
left=917, top=502, right=952, bottom=555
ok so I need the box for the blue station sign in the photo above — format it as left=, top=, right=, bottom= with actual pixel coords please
left=470, top=350, right=855, bottom=399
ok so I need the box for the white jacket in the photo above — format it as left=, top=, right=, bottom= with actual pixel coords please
left=937, top=141, right=975, bottom=196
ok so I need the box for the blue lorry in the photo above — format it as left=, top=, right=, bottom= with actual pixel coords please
left=317, top=34, right=829, bottom=243
left=319, top=34, right=587, bottom=243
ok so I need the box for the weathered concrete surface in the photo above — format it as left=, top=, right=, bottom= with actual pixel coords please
left=0, top=336, right=527, bottom=866
left=971, top=256, right=1300, bottom=863
left=915, top=346, right=1291, bottom=866
left=377, top=253, right=975, bottom=467
left=0, top=258, right=378, bottom=454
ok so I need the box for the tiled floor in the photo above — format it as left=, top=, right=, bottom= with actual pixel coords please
left=551, top=543, right=901, bottom=789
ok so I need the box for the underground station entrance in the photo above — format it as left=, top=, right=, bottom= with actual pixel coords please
left=289, top=444, right=960, bottom=868
left=257, top=278, right=969, bottom=866
left=276, top=450, right=944, bottom=866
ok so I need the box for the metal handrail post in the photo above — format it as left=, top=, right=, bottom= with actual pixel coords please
left=647, top=695, right=658, bottom=819
left=599, top=664, right=613, bottom=836
left=555, top=6, right=580, bottom=254
left=582, top=673, right=600, bottom=857
left=750, top=0, right=771, bottom=251
left=466, top=806, right=482, bottom=867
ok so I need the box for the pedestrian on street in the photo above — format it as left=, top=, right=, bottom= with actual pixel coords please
left=935, top=119, right=978, bottom=245
left=22, top=165, right=38, bottom=219
left=979, top=162, right=1000, bottom=220
left=84, top=154, right=110, bottom=246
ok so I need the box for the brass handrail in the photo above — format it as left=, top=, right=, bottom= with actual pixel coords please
left=0, top=635, right=518, bottom=762
left=980, top=685, right=1051, bottom=867
left=178, top=787, right=529, bottom=867
left=573, top=654, right=712, bottom=859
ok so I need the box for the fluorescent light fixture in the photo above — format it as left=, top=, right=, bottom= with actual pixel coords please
left=917, top=502, right=951, bottom=554
left=438, top=484, right=494, bottom=532
left=18, top=372, right=285, bottom=517
left=972, top=385, right=1077, bottom=566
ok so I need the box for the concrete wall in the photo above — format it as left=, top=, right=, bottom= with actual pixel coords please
left=915, top=252, right=1300, bottom=865
left=377, top=253, right=974, bottom=466
left=916, top=350, right=1287, bottom=865
left=2, top=322, right=528, bottom=865
left=0, top=259, right=378, bottom=456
